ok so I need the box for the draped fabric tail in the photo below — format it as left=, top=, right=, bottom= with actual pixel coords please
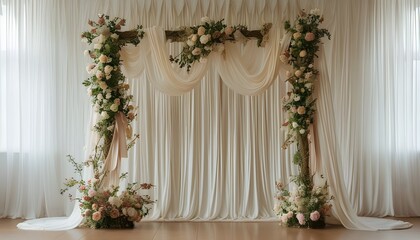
left=315, top=48, right=413, bottom=231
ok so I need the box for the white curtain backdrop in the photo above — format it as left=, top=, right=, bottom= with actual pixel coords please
left=1, top=0, right=419, bottom=231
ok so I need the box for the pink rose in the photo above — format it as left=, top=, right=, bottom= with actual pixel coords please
left=192, top=47, right=202, bottom=56
left=305, top=32, right=315, bottom=41
left=79, top=185, right=86, bottom=191
left=92, top=211, right=102, bottom=221
left=88, top=189, right=97, bottom=197
left=310, top=211, right=321, bottom=221
left=296, top=213, right=306, bottom=225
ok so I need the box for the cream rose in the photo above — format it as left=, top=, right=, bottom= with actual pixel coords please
left=98, top=54, right=108, bottom=63
left=197, top=26, right=206, bottom=36
left=293, top=32, right=302, bottom=39
left=110, top=103, right=119, bottom=112
left=295, top=70, right=303, bottom=77
left=299, top=50, right=307, bottom=57
left=192, top=47, right=202, bottom=56
left=104, top=65, right=113, bottom=75
left=297, top=106, right=306, bottom=115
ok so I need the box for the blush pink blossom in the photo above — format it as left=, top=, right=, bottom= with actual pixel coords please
left=92, top=211, right=102, bottom=221
left=305, top=32, right=315, bottom=41
left=310, top=211, right=321, bottom=221
left=296, top=213, right=306, bottom=225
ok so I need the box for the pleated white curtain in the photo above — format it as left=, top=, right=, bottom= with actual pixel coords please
left=1, top=0, right=419, bottom=231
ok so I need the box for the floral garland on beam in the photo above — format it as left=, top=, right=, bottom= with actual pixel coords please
left=274, top=9, right=333, bottom=229
left=62, top=14, right=154, bottom=229
left=169, top=17, right=272, bottom=71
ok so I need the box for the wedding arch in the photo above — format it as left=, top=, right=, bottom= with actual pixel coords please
left=17, top=8, right=412, bottom=231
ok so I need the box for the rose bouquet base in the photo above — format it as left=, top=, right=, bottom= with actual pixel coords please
left=92, top=216, right=135, bottom=229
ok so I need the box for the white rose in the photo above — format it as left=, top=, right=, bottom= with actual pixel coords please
left=98, top=34, right=107, bottom=44
left=101, top=111, right=109, bottom=119
left=108, top=196, right=123, bottom=208
left=299, top=129, right=305, bottom=134
left=106, top=92, right=112, bottom=99
left=192, top=47, right=202, bottom=56
left=186, top=40, right=195, bottom=47
left=94, top=43, right=102, bottom=50
left=200, top=34, right=210, bottom=44
left=299, top=50, right=307, bottom=57
left=310, top=8, right=321, bottom=16
left=110, top=103, right=118, bottom=112
left=104, top=65, right=113, bottom=75
left=97, top=93, right=103, bottom=100
left=201, top=16, right=210, bottom=23
left=292, top=122, right=299, bottom=128
left=197, top=26, right=206, bottom=36
left=308, top=64, right=313, bottom=68
left=295, top=70, right=302, bottom=77
left=87, top=87, right=92, bottom=96
left=111, top=33, right=119, bottom=39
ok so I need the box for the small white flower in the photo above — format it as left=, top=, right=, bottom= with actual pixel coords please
left=292, top=122, right=299, bottom=128
left=97, top=93, right=103, bottom=100
left=94, top=43, right=102, bottom=50
left=293, top=95, right=301, bottom=101
left=305, top=72, right=313, bottom=79
left=107, top=125, right=114, bottom=131
left=310, top=8, right=321, bottom=16
left=201, top=16, right=211, bottom=23
left=299, top=129, right=305, bottom=134
left=299, top=50, right=307, bottom=57
left=106, top=92, right=112, bottom=99
left=111, top=33, right=119, bottom=39
left=199, top=57, right=207, bottom=63
left=101, top=111, right=109, bottom=119
left=87, top=87, right=92, bottom=96
left=108, top=196, right=123, bottom=208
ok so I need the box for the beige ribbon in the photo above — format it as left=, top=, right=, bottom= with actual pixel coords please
left=308, top=124, right=320, bottom=175
left=101, top=112, right=128, bottom=187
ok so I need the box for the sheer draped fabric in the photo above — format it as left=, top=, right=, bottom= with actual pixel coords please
left=0, top=0, right=418, bottom=231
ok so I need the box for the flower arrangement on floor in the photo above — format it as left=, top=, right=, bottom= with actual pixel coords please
left=62, top=14, right=154, bottom=229
left=274, top=8, right=332, bottom=228
left=169, top=17, right=272, bottom=71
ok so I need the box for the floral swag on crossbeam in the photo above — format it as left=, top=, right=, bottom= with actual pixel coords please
left=274, top=8, right=333, bottom=228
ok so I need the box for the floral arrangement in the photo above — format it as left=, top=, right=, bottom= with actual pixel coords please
left=81, top=14, right=144, bottom=143
left=62, top=156, right=154, bottom=229
left=275, top=8, right=332, bottom=228
left=169, top=17, right=272, bottom=72
left=274, top=178, right=332, bottom=228
left=62, top=14, right=154, bottom=229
